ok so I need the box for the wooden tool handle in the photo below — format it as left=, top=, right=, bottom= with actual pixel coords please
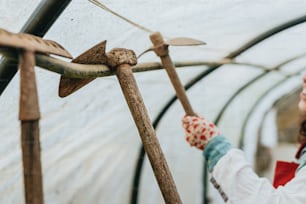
left=115, top=63, right=182, bottom=204
left=150, top=32, right=196, bottom=116
left=19, top=50, right=44, bottom=204
left=21, top=121, right=44, bottom=204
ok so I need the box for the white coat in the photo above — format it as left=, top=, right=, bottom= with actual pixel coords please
left=211, top=149, right=306, bottom=204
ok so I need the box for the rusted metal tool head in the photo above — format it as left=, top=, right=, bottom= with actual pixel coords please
left=164, top=37, right=206, bottom=46
left=138, top=32, right=206, bottom=58
left=106, top=48, right=137, bottom=68
left=58, top=42, right=139, bottom=98
left=0, top=28, right=73, bottom=120
left=58, top=41, right=138, bottom=98
left=0, top=28, right=72, bottom=58
left=58, top=41, right=108, bottom=97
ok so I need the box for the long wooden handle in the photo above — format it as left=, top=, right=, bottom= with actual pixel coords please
left=19, top=50, right=44, bottom=204
left=150, top=32, right=196, bottom=116
left=115, top=63, right=182, bottom=204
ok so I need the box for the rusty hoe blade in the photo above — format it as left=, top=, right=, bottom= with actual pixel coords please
left=165, top=37, right=206, bottom=46
left=107, top=48, right=182, bottom=204
left=0, top=28, right=72, bottom=58
left=138, top=36, right=205, bottom=59
left=58, top=41, right=108, bottom=97
left=150, top=31, right=197, bottom=116
left=0, top=28, right=72, bottom=204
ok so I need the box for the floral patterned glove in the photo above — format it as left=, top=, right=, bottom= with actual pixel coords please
left=182, top=115, right=221, bottom=150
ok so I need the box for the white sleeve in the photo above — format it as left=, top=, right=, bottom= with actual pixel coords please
left=211, top=149, right=306, bottom=204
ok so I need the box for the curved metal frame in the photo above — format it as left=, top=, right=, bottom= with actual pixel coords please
left=239, top=69, right=305, bottom=150
left=215, top=53, right=306, bottom=126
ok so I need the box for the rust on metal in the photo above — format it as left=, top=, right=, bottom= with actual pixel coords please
left=0, top=28, right=72, bottom=58
left=106, top=48, right=137, bottom=68
left=138, top=35, right=205, bottom=57
left=19, top=50, right=40, bottom=121
left=166, top=37, right=206, bottom=46
left=58, top=42, right=138, bottom=98
left=59, top=41, right=108, bottom=97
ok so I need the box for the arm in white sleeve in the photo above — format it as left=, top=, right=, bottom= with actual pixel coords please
left=211, top=148, right=306, bottom=204
left=183, top=116, right=306, bottom=203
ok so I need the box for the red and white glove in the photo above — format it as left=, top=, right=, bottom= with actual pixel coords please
left=182, top=115, right=220, bottom=150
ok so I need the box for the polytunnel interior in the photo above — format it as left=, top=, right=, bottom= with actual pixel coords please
left=1, top=1, right=306, bottom=204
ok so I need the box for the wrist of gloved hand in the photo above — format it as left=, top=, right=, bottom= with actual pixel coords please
left=203, top=135, right=231, bottom=172
left=182, top=115, right=221, bottom=150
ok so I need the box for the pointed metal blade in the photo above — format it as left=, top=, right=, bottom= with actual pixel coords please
left=58, top=41, right=107, bottom=97
left=0, top=28, right=72, bottom=58
left=165, top=37, right=206, bottom=46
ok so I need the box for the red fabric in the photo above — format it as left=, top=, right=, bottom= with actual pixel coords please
left=273, top=160, right=299, bottom=188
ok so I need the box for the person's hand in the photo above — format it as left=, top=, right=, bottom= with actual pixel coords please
left=182, top=115, right=220, bottom=150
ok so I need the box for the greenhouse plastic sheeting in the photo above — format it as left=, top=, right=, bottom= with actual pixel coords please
left=1, top=1, right=306, bottom=203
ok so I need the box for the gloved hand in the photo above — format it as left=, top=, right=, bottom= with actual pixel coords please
left=182, top=115, right=221, bottom=150
left=182, top=115, right=232, bottom=171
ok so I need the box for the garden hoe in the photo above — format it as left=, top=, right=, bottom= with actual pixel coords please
left=58, top=41, right=182, bottom=204
left=149, top=31, right=205, bottom=116
left=0, top=28, right=72, bottom=204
